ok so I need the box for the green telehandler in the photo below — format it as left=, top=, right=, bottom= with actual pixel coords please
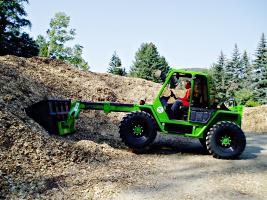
left=26, top=68, right=246, bottom=159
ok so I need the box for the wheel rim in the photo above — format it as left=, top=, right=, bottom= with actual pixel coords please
left=124, top=114, right=153, bottom=147
left=220, top=135, right=231, bottom=147
left=133, top=125, right=143, bottom=136
left=216, top=132, right=238, bottom=153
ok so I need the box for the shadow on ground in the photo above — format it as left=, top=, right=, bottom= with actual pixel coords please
left=59, top=118, right=265, bottom=159
left=137, top=134, right=207, bottom=155
left=146, top=134, right=265, bottom=160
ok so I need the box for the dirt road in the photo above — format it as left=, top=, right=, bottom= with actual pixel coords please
left=116, top=133, right=267, bottom=200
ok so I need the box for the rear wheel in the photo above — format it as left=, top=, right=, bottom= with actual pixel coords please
left=206, top=121, right=246, bottom=159
left=119, top=111, right=157, bottom=150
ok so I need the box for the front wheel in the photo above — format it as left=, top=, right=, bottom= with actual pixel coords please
left=206, top=121, right=246, bottom=159
left=199, top=138, right=209, bottom=153
left=119, top=111, right=157, bottom=150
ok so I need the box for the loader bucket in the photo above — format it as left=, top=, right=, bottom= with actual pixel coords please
left=25, top=99, right=75, bottom=135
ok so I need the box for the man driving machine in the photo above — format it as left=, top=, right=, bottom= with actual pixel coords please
left=170, top=80, right=191, bottom=116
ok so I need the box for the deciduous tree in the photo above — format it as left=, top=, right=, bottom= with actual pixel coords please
left=37, top=12, right=89, bottom=70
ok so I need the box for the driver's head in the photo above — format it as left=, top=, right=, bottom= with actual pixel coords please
left=184, top=80, right=191, bottom=89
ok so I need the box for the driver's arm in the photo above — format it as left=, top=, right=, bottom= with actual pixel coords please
left=170, top=89, right=178, bottom=100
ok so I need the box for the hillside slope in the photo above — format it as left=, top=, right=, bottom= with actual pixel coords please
left=0, top=55, right=266, bottom=198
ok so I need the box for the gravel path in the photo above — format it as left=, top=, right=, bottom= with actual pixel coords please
left=116, top=133, right=267, bottom=200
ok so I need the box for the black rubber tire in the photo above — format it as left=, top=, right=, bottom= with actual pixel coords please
left=199, top=138, right=209, bottom=153
left=119, top=111, right=157, bottom=150
left=206, top=121, right=246, bottom=159
left=199, top=138, right=206, bottom=147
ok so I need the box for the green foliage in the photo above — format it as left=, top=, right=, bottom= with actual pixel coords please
left=36, top=35, right=48, bottom=57
left=254, top=33, right=267, bottom=66
left=252, top=33, right=267, bottom=104
left=234, top=88, right=253, bottom=105
left=209, top=33, right=267, bottom=106
left=210, top=51, right=227, bottom=100
left=245, top=99, right=261, bottom=107
left=130, top=42, right=168, bottom=82
left=241, top=50, right=251, bottom=82
left=0, top=0, right=39, bottom=57
left=67, top=44, right=89, bottom=70
left=47, top=12, right=76, bottom=59
left=37, top=12, right=89, bottom=70
left=225, top=44, right=242, bottom=97
left=107, top=52, right=126, bottom=76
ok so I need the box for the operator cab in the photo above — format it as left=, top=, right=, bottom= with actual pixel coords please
left=159, top=71, right=209, bottom=121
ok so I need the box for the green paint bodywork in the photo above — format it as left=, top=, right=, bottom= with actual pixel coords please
left=57, top=68, right=244, bottom=137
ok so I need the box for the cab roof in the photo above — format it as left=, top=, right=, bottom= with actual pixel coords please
left=168, top=68, right=208, bottom=77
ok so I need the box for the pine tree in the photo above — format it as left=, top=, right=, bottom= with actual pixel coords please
left=0, top=0, right=39, bottom=57
left=255, top=33, right=267, bottom=62
left=36, top=35, right=48, bottom=57
left=241, top=50, right=251, bottom=83
left=254, top=33, right=267, bottom=80
left=253, top=33, right=267, bottom=104
left=130, top=42, right=168, bottom=82
left=225, top=44, right=241, bottom=97
left=211, top=51, right=227, bottom=99
left=107, top=52, right=126, bottom=76
left=234, top=44, right=245, bottom=79
left=37, top=12, right=89, bottom=70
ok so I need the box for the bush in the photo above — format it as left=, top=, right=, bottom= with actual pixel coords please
left=234, top=88, right=253, bottom=105
left=245, top=99, right=261, bottom=107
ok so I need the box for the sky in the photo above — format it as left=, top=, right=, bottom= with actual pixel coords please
left=25, top=0, right=267, bottom=72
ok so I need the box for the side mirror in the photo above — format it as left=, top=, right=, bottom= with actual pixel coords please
left=156, top=66, right=171, bottom=82
left=154, top=70, right=162, bottom=79
left=170, top=74, right=179, bottom=89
